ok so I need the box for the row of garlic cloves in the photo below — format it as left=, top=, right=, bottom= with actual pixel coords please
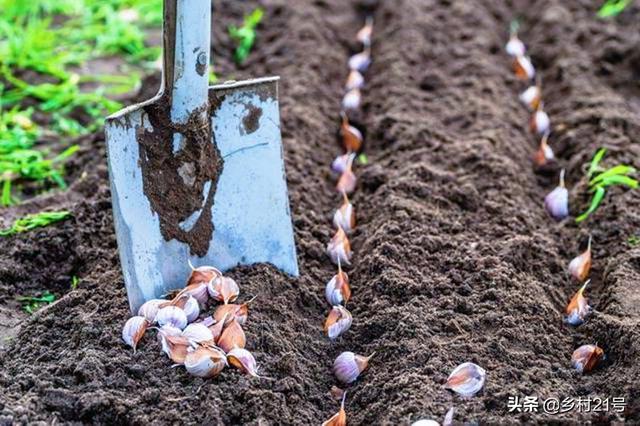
left=506, top=29, right=604, bottom=374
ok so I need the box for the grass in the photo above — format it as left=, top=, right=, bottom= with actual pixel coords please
left=0, top=210, right=71, bottom=236
left=0, top=0, right=162, bottom=208
left=576, top=148, right=638, bottom=223
left=228, top=8, right=264, bottom=64
left=597, top=0, right=634, bottom=17
left=17, top=291, right=56, bottom=314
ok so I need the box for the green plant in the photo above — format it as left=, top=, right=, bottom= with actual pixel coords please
left=228, top=8, right=264, bottom=64
left=0, top=210, right=71, bottom=236
left=71, top=275, right=80, bottom=289
left=597, top=0, right=634, bottom=17
left=576, top=148, right=638, bottom=223
left=628, top=235, right=640, bottom=246
left=17, top=291, right=56, bottom=314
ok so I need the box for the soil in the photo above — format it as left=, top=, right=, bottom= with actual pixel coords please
left=1, top=0, right=640, bottom=424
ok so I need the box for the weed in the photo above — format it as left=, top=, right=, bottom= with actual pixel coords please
left=17, top=291, right=56, bottom=314
left=576, top=148, right=638, bottom=223
left=0, top=210, right=71, bottom=236
left=228, top=8, right=264, bottom=64
left=598, top=0, right=634, bottom=17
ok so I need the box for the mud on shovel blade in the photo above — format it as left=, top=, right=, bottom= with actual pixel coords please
left=105, top=0, right=298, bottom=313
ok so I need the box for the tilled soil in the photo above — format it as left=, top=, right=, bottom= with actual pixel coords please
left=1, top=0, right=639, bottom=424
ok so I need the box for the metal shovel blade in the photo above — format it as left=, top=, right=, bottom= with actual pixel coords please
left=105, top=0, right=298, bottom=313
left=106, top=78, right=298, bottom=313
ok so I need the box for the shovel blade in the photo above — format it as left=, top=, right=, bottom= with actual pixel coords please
left=106, top=77, right=298, bottom=313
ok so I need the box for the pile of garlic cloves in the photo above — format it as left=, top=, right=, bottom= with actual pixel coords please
left=505, top=27, right=604, bottom=374
left=122, top=263, right=259, bottom=379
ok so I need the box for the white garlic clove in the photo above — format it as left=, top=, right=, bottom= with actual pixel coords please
left=333, top=351, right=374, bottom=384
left=443, top=407, right=455, bottom=426
left=333, top=197, right=356, bottom=233
left=183, top=282, right=209, bottom=306
left=356, top=16, right=373, bottom=47
left=341, top=115, right=363, bottom=152
left=533, top=133, right=555, bottom=168
left=544, top=169, right=569, bottom=221
left=227, top=347, right=259, bottom=377
left=342, top=89, right=362, bottom=111
left=207, top=276, right=240, bottom=304
left=568, top=237, right=592, bottom=282
left=513, top=55, right=535, bottom=80
left=137, top=299, right=164, bottom=323
left=327, top=227, right=352, bottom=266
left=158, top=332, right=190, bottom=364
left=213, top=299, right=252, bottom=326
left=331, top=153, right=354, bottom=175
left=345, top=70, right=364, bottom=91
left=322, top=392, right=347, bottom=426
left=156, top=305, right=188, bottom=330
left=444, top=362, right=486, bottom=397
left=325, top=269, right=351, bottom=306
left=182, top=323, right=214, bottom=346
left=565, top=280, right=592, bottom=326
left=519, top=85, right=541, bottom=111
left=182, top=295, right=200, bottom=323
left=324, top=306, right=353, bottom=340
left=348, top=50, right=371, bottom=73
left=186, top=261, right=221, bottom=287
left=505, top=36, right=525, bottom=57
left=410, top=420, right=439, bottom=426
left=122, top=316, right=149, bottom=352
left=184, top=346, right=227, bottom=378
left=530, top=108, right=550, bottom=135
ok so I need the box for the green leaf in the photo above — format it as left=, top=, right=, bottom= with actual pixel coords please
left=599, top=175, right=639, bottom=189
left=0, top=210, right=71, bottom=236
left=589, top=164, right=636, bottom=185
left=228, top=8, right=264, bottom=64
left=576, top=186, right=606, bottom=223
left=598, top=0, right=634, bottom=17
left=588, top=148, right=607, bottom=178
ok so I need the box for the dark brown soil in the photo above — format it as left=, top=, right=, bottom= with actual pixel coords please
left=1, top=0, right=639, bottom=424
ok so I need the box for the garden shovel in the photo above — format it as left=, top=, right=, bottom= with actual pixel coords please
left=105, top=0, right=298, bottom=313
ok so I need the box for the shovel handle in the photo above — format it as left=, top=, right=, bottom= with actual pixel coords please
left=162, top=0, right=211, bottom=124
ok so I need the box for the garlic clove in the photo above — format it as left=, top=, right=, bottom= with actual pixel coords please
left=227, top=347, right=259, bottom=377
left=333, top=192, right=356, bottom=233
left=533, top=132, right=555, bottom=168
left=122, top=316, right=149, bottom=352
left=217, top=319, right=246, bottom=353
left=571, top=344, right=604, bottom=373
left=324, top=306, right=353, bottom=340
left=410, top=420, right=439, bottom=426
left=325, top=267, right=351, bottom=306
left=322, top=392, right=347, bottom=426
left=158, top=332, right=190, bottom=364
left=331, top=153, right=355, bottom=175
left=213, top=297, right=254, bottom=326
left=565, top=280, right=591, bottom=326
left=342, top=89, right=362, bottom=111
left=443, top=407, right=455, bottom=426
left=207, top=276, right=240, bottom=304
left=345, top=70, right=364, bottom=91
left=182, top=282, right=209, bottom=306
left=156, top=305, right=188, bottom=330
left=184, top=346, right=227, bottom=378
left=530, top=107, right=550, bottom=135
left=341, top=113, right=363, bottom=153
left=333, top=351, right=374, bottom=384
left=513, top=55, right=535, bottom=80
left=505, top=35, right=525, bottom=57
left=348, top=50, right=371, bottom=73
left=356, top=16, right=373, bottom=47
left=336, top=168, right=357, bottom=195
left=208, top=313, right=228, bottom=341
left=187, top=261, right=221, bottom=287
left=182, top=323, right=215, bottom=346
left=544, top=169, right=569, bottom=221
left=137, top=299, right=164, bottom=323
left=444, top=362, right=486, bottom=397
left=568, top=236, right=592, bottom=282
left=182, top=295, right=200, bottom=323
left=327, top=227, right=353, bottom=266
left=519, top=85, right=541, bottom=111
